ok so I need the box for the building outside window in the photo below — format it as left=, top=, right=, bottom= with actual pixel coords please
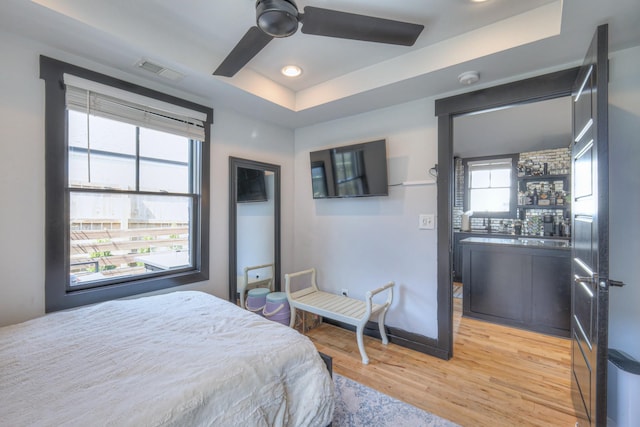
left=41, top=57, right=212, bottom=311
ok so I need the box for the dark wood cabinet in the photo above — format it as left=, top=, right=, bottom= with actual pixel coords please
left=453, top=232, right=511, bottom=282
left=531, top=255, right=571, bottom=332
left=461, top=238, right=571, bottom=337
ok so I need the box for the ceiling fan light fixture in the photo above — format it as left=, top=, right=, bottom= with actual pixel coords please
left=214, top=0, right=425, bottom=77
left=281, top=65, right=302, bottom=77
left=458, top=71, right=480, bottom=85
left=256, top=0, right=299, bottom=38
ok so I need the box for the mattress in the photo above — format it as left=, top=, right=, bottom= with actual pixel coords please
left=0, top=291, right=334, bottom=426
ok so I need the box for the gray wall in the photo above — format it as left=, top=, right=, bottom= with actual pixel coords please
left=608, top=45, right=640, bottom=360
left=293, top=99, right=440, bottom=338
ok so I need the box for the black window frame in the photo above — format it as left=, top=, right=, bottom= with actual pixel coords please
left=462, top=153, right=518, bottom=219
left=40, top=56, right=212, bottom=312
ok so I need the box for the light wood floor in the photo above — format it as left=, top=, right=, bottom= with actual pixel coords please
left=306, top=297, right=577, bottom=426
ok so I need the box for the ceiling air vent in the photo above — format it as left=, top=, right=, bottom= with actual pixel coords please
left=136, top=60, right=184, bottom=81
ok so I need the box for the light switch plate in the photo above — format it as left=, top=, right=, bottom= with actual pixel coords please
left=419, top=214, right=435, bottom=230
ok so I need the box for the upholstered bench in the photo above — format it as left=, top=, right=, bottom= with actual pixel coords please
left=284, top=268, right=394, bottom=364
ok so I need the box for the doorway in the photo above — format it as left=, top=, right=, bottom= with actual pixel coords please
left=452, top=96, right=573, bottom=317
left=434, top=67, right=580, bottom=359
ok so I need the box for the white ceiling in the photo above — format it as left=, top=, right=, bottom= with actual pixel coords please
left=1, top=0, right=639, bottom=129
left=454, top=96, right=572, bottom=158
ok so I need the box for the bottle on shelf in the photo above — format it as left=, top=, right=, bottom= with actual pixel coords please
left=539, top=185, right=550, bottom=205
left=532, top=188, right=539, bottom=205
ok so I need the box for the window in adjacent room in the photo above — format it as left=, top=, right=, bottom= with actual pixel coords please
left=463, top=155, right=517, bottom=218
left=41, top=57, right=212, bottom=312
left=333, top=149, right=367, bottom=196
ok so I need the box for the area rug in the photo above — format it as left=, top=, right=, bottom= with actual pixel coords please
left=333, top=374, right=460, bottom=427
left=453, top=284, right=463, bottom=299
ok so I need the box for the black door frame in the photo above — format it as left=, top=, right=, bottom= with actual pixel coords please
left=433, top=67, right=579, bottom=359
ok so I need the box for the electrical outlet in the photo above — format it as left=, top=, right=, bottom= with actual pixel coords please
left=419, top=214, right=435, bottom=230
left=341, top=289, right=348, bottom=297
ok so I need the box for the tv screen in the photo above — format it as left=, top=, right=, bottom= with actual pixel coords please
left=310, top=139, right=388, bottom=199
left=237, top=167, right=267, bottom=203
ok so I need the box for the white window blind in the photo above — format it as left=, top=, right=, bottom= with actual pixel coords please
left=64, top=74, right=207, bottom=141
left=467, top=159, right=512, bottom=173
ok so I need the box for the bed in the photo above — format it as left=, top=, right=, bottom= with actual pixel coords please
left=0, top=291, right=334, bottom=426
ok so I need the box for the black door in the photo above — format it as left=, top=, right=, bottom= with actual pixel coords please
left=571, top=24, right=609, bottom=427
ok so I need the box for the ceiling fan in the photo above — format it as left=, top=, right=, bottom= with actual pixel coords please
left=213, top=0, right=424, bottom=77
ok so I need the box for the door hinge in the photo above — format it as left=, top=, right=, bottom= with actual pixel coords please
left=609, top=279, right=626, bottom=287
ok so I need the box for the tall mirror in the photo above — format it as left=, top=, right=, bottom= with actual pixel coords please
left=229, top=157, right=281, bottom=308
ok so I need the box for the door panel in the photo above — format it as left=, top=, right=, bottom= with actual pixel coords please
left=573, top=216, right=595, bottom=268
left=574, top=277, right=594, bottom=344
left=573, top=334, right=593, bottom=416
left=571, top=24, right=609, bottom=427
left=574, top=139, right=594, bottom=199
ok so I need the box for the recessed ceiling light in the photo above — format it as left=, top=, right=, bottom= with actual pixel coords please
left=281, top=65, right=302, bottom=77
left=470, top=0, right=489, bottom=3
left=458, top=71, right=480, bottom=85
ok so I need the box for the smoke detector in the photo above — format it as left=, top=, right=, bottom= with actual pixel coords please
left=136, top=60, right=184, bottom=81
left=458, top=71, right=480, bottom=85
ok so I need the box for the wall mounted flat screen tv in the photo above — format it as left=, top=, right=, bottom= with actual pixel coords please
left=310, top=139, right=389, bottom=199
left=237, top=167, right=267, bottom=202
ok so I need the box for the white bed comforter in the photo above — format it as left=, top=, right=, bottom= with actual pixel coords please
left=0, top=291, right=334, bottom=427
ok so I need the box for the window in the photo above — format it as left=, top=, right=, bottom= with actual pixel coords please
left=333, top=149, right=367, bottom=196
left=463, top=155, right=517, bottom=218
left=41, top=57, right=212, bottom=312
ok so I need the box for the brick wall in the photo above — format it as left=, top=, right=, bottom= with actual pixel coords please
left=453, top=147, right=571, bottom=236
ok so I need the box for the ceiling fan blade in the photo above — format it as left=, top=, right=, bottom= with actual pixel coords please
left=300, top=6, right=423, bottom=46
left=213, top=27, right=274, bottom=77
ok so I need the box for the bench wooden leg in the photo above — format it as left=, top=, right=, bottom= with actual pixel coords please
left=289, top=305, right=297, bottom=328
left=377, top=307, right=390, bottom=345
left=356, top=324, right=369, bottom=365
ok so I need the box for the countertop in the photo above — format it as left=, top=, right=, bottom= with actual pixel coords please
left=455, top=229, right=570, bottom=241
left=459, top=236, right=570, bottom=250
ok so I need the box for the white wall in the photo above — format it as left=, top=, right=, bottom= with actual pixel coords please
left=293, top=99, right=439, bottom=338
left=214, top=118, right=294, bottom=295
left=0, top=30, right=294, bottom=326
left=608, top=45, right=640, bottom=361
left=0, top=31, right=46, bottom=326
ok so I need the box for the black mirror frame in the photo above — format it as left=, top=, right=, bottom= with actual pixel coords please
left=229, top=157, right=281, bottom=304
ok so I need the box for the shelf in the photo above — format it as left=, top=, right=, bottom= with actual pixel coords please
left=518, top=174, right=569, bottom=193
left=517, top=174, right=569, bottom=181
left=518, top=205, right=569, bottom=210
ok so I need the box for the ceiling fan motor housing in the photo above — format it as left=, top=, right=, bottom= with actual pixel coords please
left=256, top=0, right=299, bottom=37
